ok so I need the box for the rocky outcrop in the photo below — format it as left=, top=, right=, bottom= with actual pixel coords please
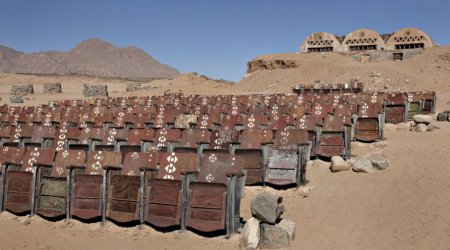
left=247, top=59, right=297, bottom=73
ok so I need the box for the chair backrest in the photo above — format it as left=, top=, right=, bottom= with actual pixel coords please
left=127, top=128, right=155, bottom=145
left=85, top=151, right=122, bottom=175
left=209, top=129, right=239, bottom=150
left=198, top=153, right=243, bottom=185
left=122, top=152, right=158, bottom=176
left=157, top=151, right=198, bottom=180
left=179, top=129, right=211, bottom=148
left=239, top=129, right=273, bottom=149
left=322, top=115, right=352, bottom=131
left=0, top=146, right=25, bottom=165
left=21, top=147, right=55, bottom=172
left=102, top=128, right=127, bottom=145
left=273, top=128, right=309, bottom=151
left=50, top=150, right=86, bottom=177
left=358, top=102, right=381, bottom=118
left=154, top=128, right=181, bottom=148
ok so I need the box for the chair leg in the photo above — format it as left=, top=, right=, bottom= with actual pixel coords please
left=30, top=167, right=38, bottom=217
left=66, top=169, right=72, bottom=221
left=139, top=170, right=145, bottom=225
left=101, top=173, right=107, bottom=226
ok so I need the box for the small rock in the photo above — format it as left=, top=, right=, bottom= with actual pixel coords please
left=352, top=158, right=374, bottom=173
left=413, top=115, right=432, bottom=124
left=240, top=217, right=260, bottom=249
left=384, top=123, right=397, bottom=131
left=259, top=224, right=290, bottom=249
left=276, top=219, right=296, bottom=241
left=330, top=156, right=351, bottom=172
left=397, top=122, right=412, bottom=131
left=437, top=113, right=448, bottom=122
left=351, top=141, right=370, bottom=149
left=251, top=192, right=284, bottom=224
left=371, top=155, right=390, bottom=170
left=426, top=124, right=436, bottom=132
left=415, top=123, right=427, bottom=132
left=371, top=141, right=388, bottom=149
left=296, top=186, right=314, bottom=198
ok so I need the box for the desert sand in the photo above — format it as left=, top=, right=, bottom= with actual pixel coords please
left=0, top=47, right=449, bottom=249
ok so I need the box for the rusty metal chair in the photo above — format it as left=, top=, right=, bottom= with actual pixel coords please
left=106, top=152, right=157, bottom=224
left=420, top=91, right=436, bottom=115
left=354, top=102, right=384, bottom=142
left=266, top=128, right=310, bottom=187
left=24, top=126, right=55, bottom=149
left=0, top=146, right=26, bottom=211
left=317, top=116, right=352, bottom=159
left=144, top=151, right=198, bottom=229
left=3, top=147, right=55, bottom=215
left=184, top=152, right=243, bottom=236
left=94, top=128, right=128, bottom=152
left=154, top=128, right=181, bottom=151
left=120, top=128, right=155, bottom=154
left=69, top=127, right=104, bottom=152
left=233, top=128, right=273, bottom=185
left=384, top=92, right=408, bottom=124
left=69, top=151, right=121, bottom=223
left=406, top=92, right=422, bottom=119
left=36, top=150, right=86, bottom=218
left=174, top=128, right=211, bottom=155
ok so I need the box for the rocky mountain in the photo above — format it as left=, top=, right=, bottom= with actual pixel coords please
left=0, top=38, right=180, bottom=79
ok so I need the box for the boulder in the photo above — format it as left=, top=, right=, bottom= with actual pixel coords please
left=384, top=123, right=397, bottom=131
left=276, top=219, right=296, bottom=241
left=251, top=192, right=284, bottom=224
left=415, top=123, right=427, bottom=132
left=259, top=224, right=290, bottom=249
left=437, top=113, right=448, bottom=122
left=397, top=122, right=412, bottom=131
left=413, top=115, right=432, bottom=124
left=352, top=158, right=373, bottom=173
left=426, top=124, right=435, bottom=132
left=330, top=156, right=350, bottom=172
left=240, top=217, right=260, bottom=249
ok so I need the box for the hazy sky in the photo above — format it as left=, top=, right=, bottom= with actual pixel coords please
left=1, top=0, right=449, bottom=81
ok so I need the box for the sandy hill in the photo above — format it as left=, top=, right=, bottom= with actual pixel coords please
left=237, top=46, right=450, bottom=94
left=0, top=38, right=180, bottom=79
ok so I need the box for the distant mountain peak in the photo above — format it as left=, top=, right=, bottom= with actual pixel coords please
left=0, top=39, right=180, bottom=79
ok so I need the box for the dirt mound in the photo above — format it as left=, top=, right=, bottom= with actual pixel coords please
left=0, top=38, right=180, bottom=79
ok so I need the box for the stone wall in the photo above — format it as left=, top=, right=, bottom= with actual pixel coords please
left=43, top=82, right=62, bottom=94
left=83, top=84, right=108, bottom=97
left=126, top=82, right=142, bottom=92
left=11, top=84, right=34, bottom=96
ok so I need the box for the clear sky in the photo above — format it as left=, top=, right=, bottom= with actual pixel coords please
left=1, top=0, right=449, bottom=81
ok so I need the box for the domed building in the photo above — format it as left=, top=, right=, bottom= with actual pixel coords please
left=341, top=29, right=386, bottom=52
left=385, top=28, right=434, bottom=50
left=300, top=32, right=342, bottom=53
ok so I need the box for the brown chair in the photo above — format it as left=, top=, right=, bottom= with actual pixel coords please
left=144, top=151, right=198, bottom=229
left=317, top=116, right=352, bottom=160
left=185, top=152, right=243, bottom=236
left=107, top=152, right=157, bottom=223
left=266, top=128, right=310, bottom=187
left=3, top=147, right=55, bottom=214
left=354, top=102, right=384, bottom=142
left=36, top=150, right=86, bottom=218
left=69, top=151, right=121, bottom=223
left=0, top=146, right=26, bottom=211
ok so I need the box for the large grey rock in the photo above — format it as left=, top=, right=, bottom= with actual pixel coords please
left=251, top=192, right=284, bottom=224
left=240, top=217, right=260, bottom=249
left=259, top=224, right=290, bottom=249
left=330, top=156, right=350, bottom=172
left=437, top=113, right=448, bottom=122
left=276, top=219, right=296, bottom=241
left=352, top=158, right=374, bottom=173
left=413, top=114, right=432, bottom=124
left=415, top=123, right=427, bottom=132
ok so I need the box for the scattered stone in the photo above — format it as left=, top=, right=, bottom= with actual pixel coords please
left=330, top=156, right=351, bottom=172
left=384, top=123, right=397, bottom=131
left=10, top=95, right=23, bottom=103
left=437, top=113, right=448, bottom=122
left=83, top=84, right=108, bottom=97
left=126, top=82, right=142, bottom=92
left=397, top=122, right=412, bottom=131
left=11, top=84, right=33, bottom=96
left=415, top=123, right=427, bottom=132
left=240, top=217, right=260, bottom=249
left=174, top=114, right=198, bottom=129
left=43, top=82, right=62, bottom=94
left=276, top=219, right=296, bottom=241
left=371, top=141, right=388, bottom=149
left=413, top=114, right=432, bottom=124
left=351, top=141, right=370, bottom=149
left=370, top=155, right=390, bottom=170
left=352, top=158, right=374, bottom=173
left=251, top=192, right=284, bottom=224
left=259, top=224, right=290, bottom=249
